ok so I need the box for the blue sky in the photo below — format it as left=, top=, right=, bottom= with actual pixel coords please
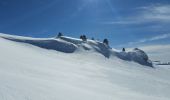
left=0, top=0, right=170, bottom=48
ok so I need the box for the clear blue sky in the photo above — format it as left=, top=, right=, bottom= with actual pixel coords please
left=0, top=0, right=170, bottom=48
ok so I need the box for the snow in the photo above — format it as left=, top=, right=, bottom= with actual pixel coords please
left=0, top=33, right=170, bottom=100
left=0, top=33, right=152, bottom=66
left=115, top=48, right=152, bottom=67
left=140, top=45, right=170, bottom=62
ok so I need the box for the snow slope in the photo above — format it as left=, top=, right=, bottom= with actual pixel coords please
left=0, top=33, right=170, bottom=100
left=0, top=33, right=152, bottom=66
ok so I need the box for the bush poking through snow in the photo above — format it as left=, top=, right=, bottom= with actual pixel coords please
left=91, top=37, right=94, bottom=40
left=80, top=35, right=87, bottom=41
left=122, top=48, right=125, bottom=52
left=57, top=32, right=63, bottom=38
left=103, top=38, right=109, bottom=45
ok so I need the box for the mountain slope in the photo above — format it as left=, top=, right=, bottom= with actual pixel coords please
left=0, top=33, right=152, bottom=66
left=0, top=33, right=170, bottom=100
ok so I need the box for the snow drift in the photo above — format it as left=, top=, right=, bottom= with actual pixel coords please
left=0, top=33, right=152, bottom=67
left=116, top=48, right=152, bottom=67
left=0, top=33, right=170, bottom=100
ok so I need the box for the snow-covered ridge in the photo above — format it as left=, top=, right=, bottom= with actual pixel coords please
left=0, top=33, right=152, bottom=67
left=0, top=33, right=170, bottom=100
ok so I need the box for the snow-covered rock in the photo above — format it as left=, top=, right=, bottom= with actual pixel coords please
left=129, top=48, right=152, bottom=67
left=116, top=48, right=152, bottom=67
left=0, top=33, right=170, bottom=100
left=0, top=33, right=152, bottom=67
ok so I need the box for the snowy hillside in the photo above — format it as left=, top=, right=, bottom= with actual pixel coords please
left=0, top=33, right=152, bottom=67
left=0, top=33, right=170, bottom=100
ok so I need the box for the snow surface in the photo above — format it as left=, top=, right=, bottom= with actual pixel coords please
left=0, top=33, right=170, bottom=100
left=0, top=33, right=152, bottom=66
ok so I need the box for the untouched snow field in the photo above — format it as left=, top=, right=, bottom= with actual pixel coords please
left=0, top=33, right=170, bottom=100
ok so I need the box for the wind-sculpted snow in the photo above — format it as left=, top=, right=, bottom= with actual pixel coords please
left=0, top=33, right=170, bottom=100
left=116, top=49, right=153, bottom=67
left=0, top=33, right=152, bottom=66
left=0, top=34, right=77, bottom=53
left=60, top=36, right=112, bottom=58
left=60, top=36, right=83, bottom=44
left=5, top=38, right=77, bottom=53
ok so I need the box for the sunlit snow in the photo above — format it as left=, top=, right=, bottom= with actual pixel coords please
left=0, top=33, right=170, bottom=100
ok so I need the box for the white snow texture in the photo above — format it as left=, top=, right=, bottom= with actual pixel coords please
left=0, top=33, right=170, bottom=100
